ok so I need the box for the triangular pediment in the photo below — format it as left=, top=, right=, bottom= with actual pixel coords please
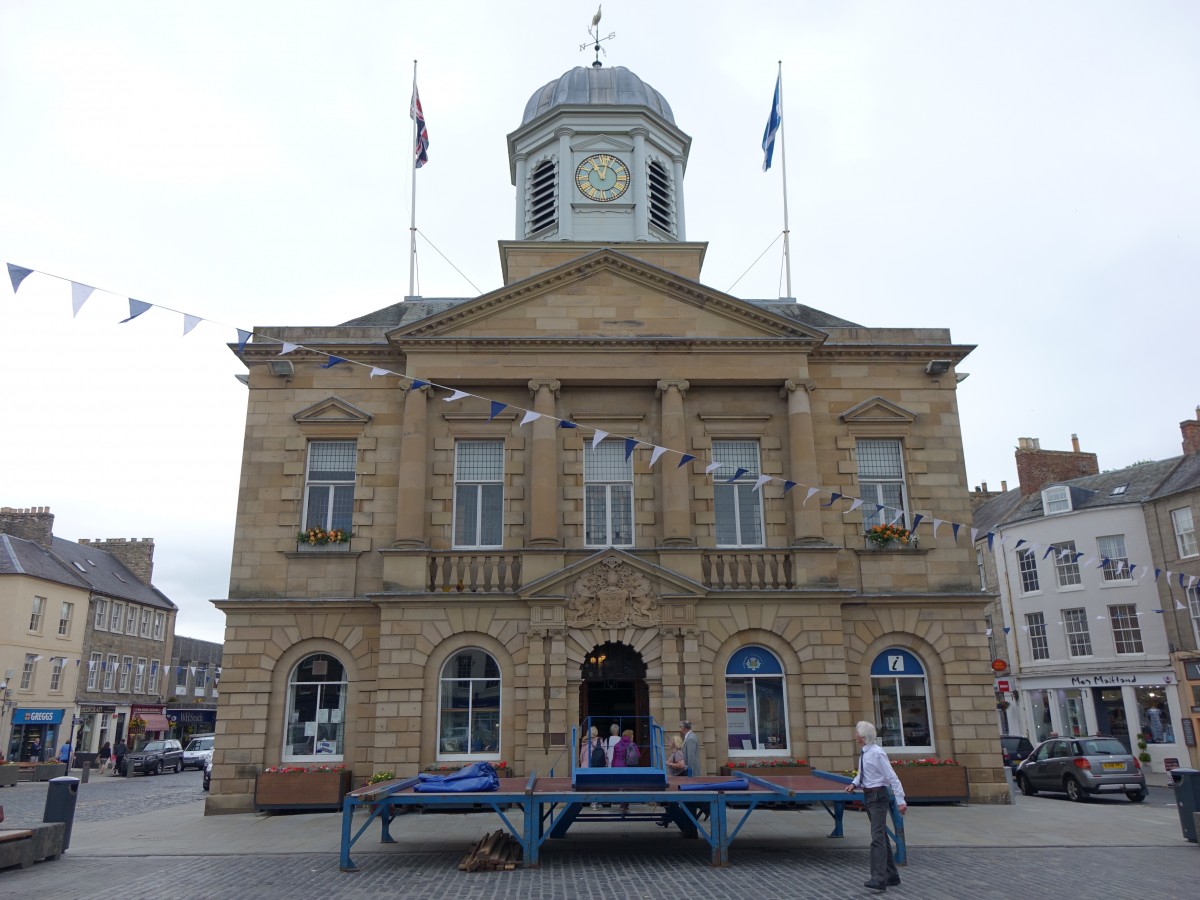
left=292, top=395, right=373, bottom=425
left=573, top=134, right=635, bottom=154
left=838, top=396, right=917, bottom=424
left=388, top=250, right=828, bottom=344
left=518, top=548, right=706, bottom=602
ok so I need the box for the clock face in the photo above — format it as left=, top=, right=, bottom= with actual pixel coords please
left=575, top=154, right=631, bottom=202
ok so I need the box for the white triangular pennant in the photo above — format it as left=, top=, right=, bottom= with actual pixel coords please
left=520, top=410, right=541, bottom=427
left=803, top=487, right=819, bottom=506
left=444, top=390, right=470, bottom=402
left=70, top=282, right=94, bottom=317
left=704, top=461, right=721, bottom=475
left=849, top=498, right=864, bottom=512
left=649, top=446, right=667, bottom=467
left=182, top=314, right=202, bottom=336
left=592, top=430, right=609, bottom=449
left=932, top=518, right=944, bottom=538
left=752, top=474, right=772, bottom=492
left=279, top=342, right=298, bottom=355
left=369, top=367, right=391, bottom=378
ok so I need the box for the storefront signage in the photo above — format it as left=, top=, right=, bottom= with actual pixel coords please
left=78, top=705, right=112, bottom=715
left=1182, top=718, right=1196, bottom=748
left=990, top=659, right=1008, bottom=673
left=13, top=709, right=65, bottom=725
left=167, top=708, right=216, bottom=726
left=996, top=679, right=1010, bottom=692
left=1070, top=674, right=1139, bottom=686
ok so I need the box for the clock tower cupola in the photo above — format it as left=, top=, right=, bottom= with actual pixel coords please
left=507, top=65, right=692, bottom=244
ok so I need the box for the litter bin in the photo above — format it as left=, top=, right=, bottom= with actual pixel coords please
left=43, top=775, right=80, bottom=850
left=1170, top=768, right=1200, bottom=843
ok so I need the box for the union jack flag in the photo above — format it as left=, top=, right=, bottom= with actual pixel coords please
left=410, top=83, right=429, bottom=168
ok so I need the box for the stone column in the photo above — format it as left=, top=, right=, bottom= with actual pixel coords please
left=527, top=379, right=562, bottom=547
left=782, top=378, right=824, bottom=544
left=657, top=379, right=692, bottom=547
left=631, top=128, right=649, bottom=241
left=513, top=153, right=528, bottom=238
left=394, top=383, right=430, bottom=547
left=556, top=128, right=574, bottom=240
left=672, top=156, right=686, bottom=241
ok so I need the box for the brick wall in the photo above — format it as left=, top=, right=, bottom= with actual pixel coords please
left=78, top=537, right=155, bottom=584
left=1014, top=438, right=1099, bottom=496
left=0, top=505, right=54, bottom=549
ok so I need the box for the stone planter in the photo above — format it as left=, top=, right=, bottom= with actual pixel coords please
left=254, top=769, right=353, bottom=812
left=33, top=763, right=67, bottom=782
left=895, top=765, right=969, bottom=803
left=0, top=766, right=18, bottom=788
left=719, top=765, right=813, bottom=778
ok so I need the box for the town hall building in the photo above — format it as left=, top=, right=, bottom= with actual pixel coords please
left=206, top=62, right=1006, bottom=813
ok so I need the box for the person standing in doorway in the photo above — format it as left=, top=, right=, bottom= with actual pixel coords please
left=846, top=720, right=906, bottom=892
left=30, top=737, right=42, bottom=763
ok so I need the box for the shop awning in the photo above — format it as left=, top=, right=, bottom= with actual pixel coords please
left=140, top=714, right=171, bottom=732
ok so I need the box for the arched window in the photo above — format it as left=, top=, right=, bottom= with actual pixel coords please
left=648, top=160, right=673, bottom=234
left=870, top=648, right=933, bottom=750
left=725, top=646, right=789, bottom=756
left=528, top=160, right=557, bottom=236
left=284, top=653, right=347, bottom=762
left=438, top=648, right=501, bottom=760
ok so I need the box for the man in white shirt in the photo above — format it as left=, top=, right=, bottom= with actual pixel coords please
left=604, top=723, right=622, bottom=766
left=846, top=720, right=907, bottom=891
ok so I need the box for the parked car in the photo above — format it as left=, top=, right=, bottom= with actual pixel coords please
left=125, top=739, right=184, bottom=776
left=1015, top=736, right=1146, bottom=802
left=203, top=754, right=212, bottom=791
left=183, top=734, right=215, bottom=770
left=1000, top=735, right=1034, bottom=772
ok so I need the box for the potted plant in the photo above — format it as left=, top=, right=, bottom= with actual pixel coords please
left=719, top=758, right=812, bottom=777
left=1137, top=736, right=1152, bottom=766
left=296, top=527, right=352, bottom=550
left=863, top=524, right=918, bottom=549
left=892, top=757, right=969, bottom=803
left=254, top=764, right=353, bottom=812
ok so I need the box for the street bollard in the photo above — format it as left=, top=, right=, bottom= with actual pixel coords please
left=44, top=775, right=81, bottom=851
left=80, top=762, right=91, bottom=784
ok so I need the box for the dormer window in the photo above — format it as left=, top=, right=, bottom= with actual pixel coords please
left=1110, top=484, right=1127, bottom=496
left=1042, top=485, right=1071, bottom=515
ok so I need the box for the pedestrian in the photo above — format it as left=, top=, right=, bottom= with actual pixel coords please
left=680, top=720, right=699, bottom=776
left=657, top=735, right=689, bottom=827
left=30, top=737, right=42, bottom=763
left=113, top=739, right=127, bottom=776
left=604, top=723, right=621, bottom=766
left=579, top=725, right=603, bottom=768
left=58, top=740, right=72, bottom=767
left=98, top=741, right=112, bottom=773
left=845, top=720, right=907, bottom=892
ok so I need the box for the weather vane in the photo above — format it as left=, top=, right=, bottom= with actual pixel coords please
left=580, top=4, right=615, bottom=67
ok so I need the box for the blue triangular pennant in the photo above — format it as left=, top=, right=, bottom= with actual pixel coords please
left=781, top=480, right=797, bottom=495
left=951, top=522, right=961, bottom=542
left=624, top=438, right=638, bottom=461
left=320, top=356, right=348, bottom=369
left=120, top=299, right=153, bottom=323
left=558, top=420, right=577, bottom=429
left=236, top=329, right=251, bottom=355
left=489, top=401, right=507, bottom=421
left=822, top=492, right=842, bottom=507
left=410, top=379, right=429, bottom=389
left=725, top=467, right=748, bottom=484
left=910, top=514, right=924, bottom=532
left=677, top=453, right=696, bottom=468
left=6, top=263, right=34, bottom=293
left=987, top=532, right=995, bottom=550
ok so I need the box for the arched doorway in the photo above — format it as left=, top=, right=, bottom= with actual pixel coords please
left=579, top=642, right=649, bottom=746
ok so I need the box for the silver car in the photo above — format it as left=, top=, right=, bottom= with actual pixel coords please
left=1016, top=736, right=1146, bottom=802
left=183, top=734, right=215, bottom=770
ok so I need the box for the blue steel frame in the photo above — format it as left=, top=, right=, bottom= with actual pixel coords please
left=338, top=768, right=907, bottom=871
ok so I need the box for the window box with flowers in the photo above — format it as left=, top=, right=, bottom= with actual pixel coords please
left=254, top=764, right=353, bottom=811
left=893, top=758, right=968, bottom=803
left=863, top=524, right=918, bottom=550
left=295, top=527, right=353, bottom=552
left=719, top=758, right=812, bottom=778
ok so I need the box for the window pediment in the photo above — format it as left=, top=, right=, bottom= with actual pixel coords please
left=293, top=396, right=372, bottom=437
left=838, top=397, right=917, bottom=425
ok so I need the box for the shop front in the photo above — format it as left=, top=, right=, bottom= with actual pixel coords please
left=75, top=704, right=116, bottom=765
left=7, top=708, right=65, bottom=762
left=129, top=704, right=169, bottom=747
left=167, top=707, right=217, bottom=744
left=1017, top=670, right=1185, bottom=774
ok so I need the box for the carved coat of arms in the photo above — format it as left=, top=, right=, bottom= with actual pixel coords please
left=566, top=557, right=659, bottom=628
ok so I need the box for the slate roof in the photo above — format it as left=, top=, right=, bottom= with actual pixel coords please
left=339, top=297, right=859, bottom=331
left=971, top=488, right=1024, bottom=535
left=521, top=66, right=676, bottom=127
left=1147, top=451, right=1200, bottom=502
left=0, top=531, right=176, bottom=610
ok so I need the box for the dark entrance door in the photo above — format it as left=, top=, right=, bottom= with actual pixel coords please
left=579, top=642, right=649, bottom=749
left=1094, top=689, right=1131, bottom=752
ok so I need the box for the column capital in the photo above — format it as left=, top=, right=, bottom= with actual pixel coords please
left=528, top=378, right=562, bottom=398
left=781, top=378, right=816, bottom=398
left=629, top=126, right=650, bottom=139
left=554, top=126, right=575, bottom=139
left=401, top=382, right=433, bottom=397
left=656, top=379, right=690, bottom=398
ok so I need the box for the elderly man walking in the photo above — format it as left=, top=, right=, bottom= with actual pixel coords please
left=845, top=720, right=906, bottom=891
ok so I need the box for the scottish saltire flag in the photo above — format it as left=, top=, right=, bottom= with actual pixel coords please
left=762, top=73, right=782, bottom=172
left=411, top=83, right=430, bottom=168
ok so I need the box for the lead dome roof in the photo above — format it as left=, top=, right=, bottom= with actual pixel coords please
left=521, top=66, right=675, bottom=126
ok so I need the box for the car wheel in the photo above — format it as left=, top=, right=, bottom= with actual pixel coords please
left=1126, top=790, right=1146, bottom=803
left=1018, top=774, right=1037, bottom=796
left=1065, top=777, right=1087, bottom=802
left=153, top=760, right=163, bottom=776
left=175, top=760, right=183, bottom=773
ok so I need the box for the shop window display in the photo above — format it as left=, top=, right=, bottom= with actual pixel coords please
left=725, top=646, right=789, bottom=755
left=284, top=653, right=347, bottom=762
left=870, top=648, right=933, bottom=750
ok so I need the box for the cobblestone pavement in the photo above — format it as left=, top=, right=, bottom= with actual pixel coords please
left=0, top=845, right=1197, bottom=899
left=0, top=767, right=205, bottom=825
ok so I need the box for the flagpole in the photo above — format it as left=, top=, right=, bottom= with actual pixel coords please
left=776, top=61, right=793, bottom=301
left=410, top=60, right=420, bottom=301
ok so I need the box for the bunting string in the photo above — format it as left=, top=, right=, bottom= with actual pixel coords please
left=6, top=257, right=1195, bottom=618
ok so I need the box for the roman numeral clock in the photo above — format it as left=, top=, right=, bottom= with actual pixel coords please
left=575, top=154, right=631, bottom=202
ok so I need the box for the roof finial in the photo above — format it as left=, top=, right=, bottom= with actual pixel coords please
left=580, top=4, right=615, bottom=67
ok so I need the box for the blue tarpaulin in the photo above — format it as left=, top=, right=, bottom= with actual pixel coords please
left=414, top=761, right=499, bottom=793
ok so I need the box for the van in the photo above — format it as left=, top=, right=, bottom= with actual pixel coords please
left=183, top=733, right=215, bottom=770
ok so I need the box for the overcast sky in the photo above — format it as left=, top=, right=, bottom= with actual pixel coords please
left=2, top=1, right=1197, bottom=643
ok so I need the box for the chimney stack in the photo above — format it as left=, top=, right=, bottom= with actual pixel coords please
left=1014, top=435, right=1100, bottom=496
left=0, top=506, right=55, bottom=550
left=78, top=537, right=155, bottom=585
left=1182, top=407, right=1200, bottom=457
